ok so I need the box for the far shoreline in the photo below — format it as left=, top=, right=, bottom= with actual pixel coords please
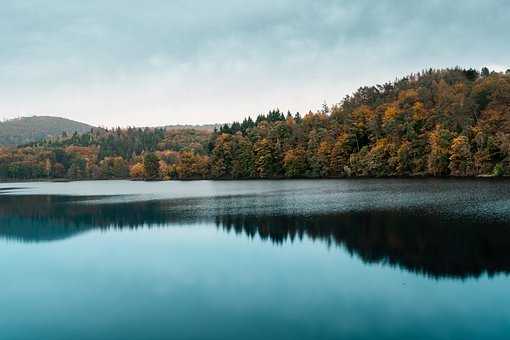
left=1, top=175, right=508, bottom=184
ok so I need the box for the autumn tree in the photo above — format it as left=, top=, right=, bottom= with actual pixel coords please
left=427, top=125, right=452, bottom=176
left=449, top=135, right=473, bottom=176
left=254, top=138, right=277, bottom=178
left=283, top=147, right=307, bottom=177
left=365, top=138, right=395, bottom=177
left=330, top=133, right=353, bottom=177
left=130, top=163, right=145, bottom=179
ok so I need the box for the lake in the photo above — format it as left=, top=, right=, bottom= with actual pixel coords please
left=1, top=179, right=509, bottom=340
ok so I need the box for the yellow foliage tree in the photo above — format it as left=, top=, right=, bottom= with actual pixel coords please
left=129, top=162, right=145, bottom=179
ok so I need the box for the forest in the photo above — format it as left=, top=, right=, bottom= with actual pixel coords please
left=1, top=67, right=510, bottom=180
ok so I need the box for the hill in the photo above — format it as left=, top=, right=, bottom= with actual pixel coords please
left=1, top=67, right=510, bottom=180
left=0, top=116, right=94, bottom=146
left=163, top=124, right=219, bottom=131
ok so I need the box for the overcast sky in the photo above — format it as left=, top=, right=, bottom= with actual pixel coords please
left=1, top=0, right=509, bottom=127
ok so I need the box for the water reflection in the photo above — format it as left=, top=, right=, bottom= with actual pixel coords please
left=1, top=194, right=509, bottom=280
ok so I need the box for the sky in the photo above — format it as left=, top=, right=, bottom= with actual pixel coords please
left=1, top=0, right=509, bottom=127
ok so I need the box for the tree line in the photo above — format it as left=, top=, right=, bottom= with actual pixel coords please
left=1, top=67, right=510, bottom=181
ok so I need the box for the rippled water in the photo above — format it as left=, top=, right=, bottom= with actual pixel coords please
left=1, top=180, right=509, bottom=339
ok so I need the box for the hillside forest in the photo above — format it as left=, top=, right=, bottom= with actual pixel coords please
left=0, top=116, right=93, bottom=146
left=1, top=67, right=510, bottom=181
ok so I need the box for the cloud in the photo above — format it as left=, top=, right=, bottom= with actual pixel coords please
left=0, top=0, right=509, bottom=126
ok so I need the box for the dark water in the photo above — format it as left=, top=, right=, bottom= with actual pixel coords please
left=1, top=179, right=509, bottom=340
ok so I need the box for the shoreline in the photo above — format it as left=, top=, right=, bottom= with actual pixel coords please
left=0, top=175, right=507, bottom=184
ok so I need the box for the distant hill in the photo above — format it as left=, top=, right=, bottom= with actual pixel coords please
left=0, top=116, right=94, bottom=146
left=163, top=124, right=219, bottom=131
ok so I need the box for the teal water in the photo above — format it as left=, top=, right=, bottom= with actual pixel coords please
left=1, top=180, right=510, bottom=339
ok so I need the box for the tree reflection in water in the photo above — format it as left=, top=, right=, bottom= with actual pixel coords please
left=1, top=194, right=509, bottom=280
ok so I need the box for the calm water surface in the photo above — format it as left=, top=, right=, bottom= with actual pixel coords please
left=1, top=179, right=509, bottom=340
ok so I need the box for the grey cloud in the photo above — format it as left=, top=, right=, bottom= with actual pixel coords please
left=0, top=0, right=509, bottom=125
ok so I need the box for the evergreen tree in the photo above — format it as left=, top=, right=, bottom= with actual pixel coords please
left=143, top=152, right=160, bottom=180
